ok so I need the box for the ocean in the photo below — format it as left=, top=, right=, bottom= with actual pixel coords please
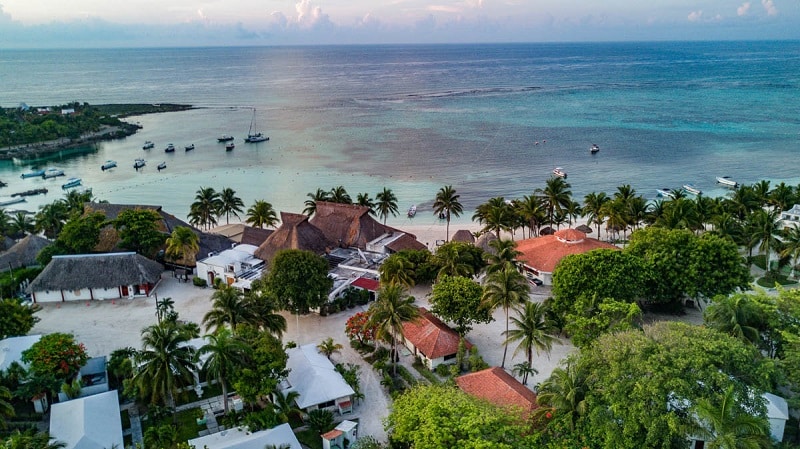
left=1, top=41, right=799, bottom=226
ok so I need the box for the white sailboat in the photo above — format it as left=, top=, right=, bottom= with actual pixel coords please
left=244, top=108, right=270, bottom=143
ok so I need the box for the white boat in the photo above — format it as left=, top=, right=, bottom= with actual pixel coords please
left=101, top=160, right=117, bottom=170
left=244, top=108, right=269, bottom=143
left=552, top=167, right=567, bottom=178
left=61, top=177, right=82, bottom=189
left=407, top=205, right=417, bottom=218
left=0, top=197, right=26, bottom=207
left=656, top=188, right=675, bottom=199
left=157, top=161, right=167, bottom=171
left=682, top=184, right=702, bottom=195
left=716, top=176, right=738, bottom=188
left=217, top=135, right=234, bottom=142
left=590, top=143, right=600, bottom=154
left=225, top=142, right=235, bottom=151
left=184, top=144, right=195, bottom=151
left=142, top=141, right=154, bottom=150
left=42, top=167, right=65, bottom=179
left=134, top=158, right=146, bottom=169
left=164, top=143, right=175, bottom=153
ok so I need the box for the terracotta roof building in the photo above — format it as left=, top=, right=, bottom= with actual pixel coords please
left=401, top=307, right=471, bottom=370
left=515, top=228, right=618, bottom=285
left=456, top=367, right=538, bottom=419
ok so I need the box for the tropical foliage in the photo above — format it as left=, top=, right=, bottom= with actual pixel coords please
left=263, top=249, right=332, bottom=314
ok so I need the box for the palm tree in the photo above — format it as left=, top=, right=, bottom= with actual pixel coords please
left=704, top=295, right=763, bottom=345
left=303, top=188, right=330, bottom=216
left=692, top=386, right=769, bottom=449
left=378, top=255, right=415, bottom=289
left=271, top=389, right=301, bottom=423
left=751, top=180, right=771, bottom=207
left=219, top=187, right=245, bottom=225
left=504, top=302, right=558, bottom=371
left=203, top=285, right=258, bottom=333
left=538, top=177, right=572, bottom=227
left=164, top=226, right=200, bottom=267
left=189, top=186, right=221, bottom=230
left=155, top=296, right=175, bottom=323
left=8, top=211, right=34, bottom=236
left=536, top=359, right=588, bottom=431
left=356, top=192, right=376, bottom=214
left=511, top=361, right=538, bottom=386
left=484, top=238, right=521, bottom=274
left=316, top=337, right=343, bottom=360
left=245, top=288, right=287, bottom=338
left=768, top=182, right=795, bottom=212
left=432, top=185, right=463, bottom=242
left=781, top=226, right=800, bottom=279
left=482, top=266, right=529, bottom=368
left=34, top=201, right=69, bottom=239
left=434, top=243, right=474, bottom=278
left=474, top=197, right=512, bottom=239
left=367, top=284, right=419, bottom=375
left=329, top=185, right=352, bottom=204
left=246, top=200, right=279, bottom=229
left=725, top=185, right=760, bottom=221
left=197, top=328, right=248, bottom=414
left=62, top=189, right=94, bottom=216
left=0, top=384, right=14, bottom=429
left=748, top=208, right=782, bottom=272
left=2, top=430, right=66, bottom=449
left=133, top=320, right=198, bottom=408
left=375, top=187, right=399, bottom=226
left=517, top=194, right=546, bottom=238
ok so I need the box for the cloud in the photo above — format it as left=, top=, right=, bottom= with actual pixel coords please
left=737, top=2, right=751, bottom=16
left=427, top=5, right=462, bottom=14
left=295, top=0, right=331, bottom=28
left=761, top=0, right=777, bottom=16
left=688, top=10, right=703, bottom=22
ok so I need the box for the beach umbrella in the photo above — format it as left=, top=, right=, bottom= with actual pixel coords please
left=540, top=226, right=555, bottom=235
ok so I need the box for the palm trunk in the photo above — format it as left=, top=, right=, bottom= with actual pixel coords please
left=392, top=335, right=397, bottom=376
left=501, top=307, right=509, bottom=368
left=221, top=375, right=229, bottom=414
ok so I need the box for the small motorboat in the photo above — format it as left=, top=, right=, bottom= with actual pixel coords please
left=656, top=188, right=675, bottom=199
left=42, top=167, right=65, bottom=179
left=590, top=143, right=600, bottom=154
left=164, top=143, right=175, bottom=153
left=225, top=142, right=235, bottom=151
left=101, top=160, right=117, bottom=171
left=716, top=176, right=738, bottom=188
left=552, top=167, right=567, bottom=179
left=682, top=184, right=702, bottom=196
left=134, top=158, right=146, bottom=170
left=407, top=205, right=417, bottom=218
left=142, top=141, right=155, bottom=150
left=185, top=144, right=195, bottom=151
left=157, top=161, right=167, bottom=171
left=61, top=177, right=82, bottom=189
left=218, top=135, right=234, bottom=142
left=20, top=169, right=45, bottom=179
left=0, top=197, right=26, bottom=207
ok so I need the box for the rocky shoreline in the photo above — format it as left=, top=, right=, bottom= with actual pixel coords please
left=0, top=123, right=142, bottom=161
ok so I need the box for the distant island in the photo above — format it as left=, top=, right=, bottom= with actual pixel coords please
left=0, top=102, right=193, bottom=161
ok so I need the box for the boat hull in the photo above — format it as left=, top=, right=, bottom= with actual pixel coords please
left=716, top=177, right=738, bottom=188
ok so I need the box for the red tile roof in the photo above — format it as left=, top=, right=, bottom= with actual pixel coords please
left=402, top=307, right=471, bottom=360
left=321, top=429, right=343, bottom=440
left=351, top=277, right=380, bottom=292
left=456, top=367, right=538, bottom=415
left=516, top=228, right=618, bottom=274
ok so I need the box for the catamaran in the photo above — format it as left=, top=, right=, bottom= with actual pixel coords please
left=244, top=108, right=269, bottom=143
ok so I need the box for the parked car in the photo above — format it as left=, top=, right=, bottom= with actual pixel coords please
left=529, top=278, right=543, bottom=287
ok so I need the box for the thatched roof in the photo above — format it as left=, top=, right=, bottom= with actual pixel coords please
left=254, top=212, right=331, bottom=263
left=451, top=230, right=476, bottom=244
left=385, top=233, right=427, bottom=252
left=0, top=235, right=52, bottom=271
left=310, top=202, right=393, bottom=249
left=576, top=224, right=593, bottom=234
left=28, top=252, right=163, bottom=292
left=0, top=236, right=16, bottom=252
left=475, top=232, right=498, bottom=253
left=240, top=226, right=273, bottom=247
left=539, top=226, right=555, bottom=235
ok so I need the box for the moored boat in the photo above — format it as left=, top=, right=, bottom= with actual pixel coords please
left=218, top=135, right=234, bottom=142
left=225, top=142, right=235, bottom=151
left=244, top=109, right=270, bottom=143
left=185, top=144, right=195, bottom=151
left=590, top=143, right=600, bottom=154
left=656, top=188, right=675, bottom=199
left=0, top=197, right=26, bottom=207
left=407, top=205, right=417, bottom=218
left=101, top=160, right=117, bottom=171
left=682, top=184, right=702, bottom=195
left=142, top=141, right=155, bottom=150
left=552, top=167, right=567, bottom=178
left=134, top=158, right=146, bottom=169
left=61, top=177, right=82, bottom=189
left=42, top=168, right=65, bottom=179
left=157, top=161, right=167, bottom=171
left=165, top=143, right=175, bottom=153
left=716, top=176, right=738, bottom=188
left=20, top=169, right=45, bottom=179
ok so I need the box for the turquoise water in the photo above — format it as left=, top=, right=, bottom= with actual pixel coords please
left=1, top=42, right=798, bottom=225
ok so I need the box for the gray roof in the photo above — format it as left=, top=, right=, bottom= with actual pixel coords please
left=28, top=252, right=163, bottom=292
left=0, top=235, right=52, bottom=270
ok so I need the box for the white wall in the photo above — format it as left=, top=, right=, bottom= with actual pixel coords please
left=32, top=290, right=63, bottom=303
left=92, top=287, right=120, bottom=300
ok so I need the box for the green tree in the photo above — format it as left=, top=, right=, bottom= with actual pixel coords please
left=511, top=360, right=537, bottom=386
left=164, top=226, right=200, bottom=267
left=143, top=424, right=179, bottom=449
left=34, top=201, right=69, bottom=239
left=0, top=384, right=13, bottom=429
left=271, top=389, right=301, bottom=423
left=219, top=187, right=245, bottom=225
left=246, top=200, right=279, bottom=229
left=537, top=176, right=573, bottom=227
left=692, top=386, right=770, bottom=449
left=780, top=225, right=800, bottom=279
left=434, top=241, right=484, bottom=279
left=535, top=358, right=588, bottom=432
left=504, top=302, right=558, bottom=372
left=244, top=284, right=287, bottom=338
left=113, top=208, right=166, bottom=256
left=55, top=212, right=106, bottom=253
left=0, top=298, right=40, bottom=340
left=704, top=294, right=764, bottom=345
left=230, top=325, right=288, bottom=405
left=1, top=430, right=65, bottom=449
left=8, top=212, right=34, bottom=236
left=328, top=185, right=352, bottom=204
left=748, top=208, right=782, bottom=272
left=356, top=192, right=376, bottom=213
left=264, top=249, right=332, bottom=314
left=482, top=266, right=529, bottom=368
left=202, top=285, right=258, bottom=333
left=484, top=238, right=521, bottom=274
left=133, top=320, right=198, bottom=407
left=316, top=337, right=343, bottom=361
left=62, top=188, right=94, bottom=216
left=430, top=275, right=492, bottom=337
left=473, top=197, right=512, bottom=239
left=378, top=254, right=415, bottom=288
left=367, top=284, right=419, bottom=375
left=307, top=408, right=335, bottom=434
left=432, top=185, right=463, bottom=242
left=188, top=186, right=221, bottom=230
left=375, top=187, right=398, bottom=226
left=197, top=328, right=248, bottom=414
left=386, top=384, right=533, bottom=449
left=303, top=188, right=330, bottom=216
left=21, top=333, right=88, bottom=383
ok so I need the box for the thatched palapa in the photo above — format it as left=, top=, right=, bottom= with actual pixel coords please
left=254, top=213, right=331, bottom=263
left=451, top=229, right=476, bottom=244
left=0, top=235, right=52, bottom=271
left=310, top=202, right=396, bottom=249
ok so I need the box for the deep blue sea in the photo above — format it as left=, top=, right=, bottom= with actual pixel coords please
left=1, top=41, right=798, bottom=225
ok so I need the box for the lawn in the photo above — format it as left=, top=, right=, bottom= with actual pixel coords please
left=143, top=407, right=205, bottom=444
left=295, top=428, right=323, bottom=449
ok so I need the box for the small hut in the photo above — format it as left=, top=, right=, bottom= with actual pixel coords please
left=0, top=235, right=52, bottom=271
left=451, top=229, right=476, bottom=244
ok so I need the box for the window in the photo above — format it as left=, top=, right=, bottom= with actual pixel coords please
left=318, top=400, right=335, bottom=408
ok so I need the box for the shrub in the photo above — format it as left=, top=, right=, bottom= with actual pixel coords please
left=434, top=364, right=450, bottom=377
left=306, top=409, right=335, bottom=434
left=448, top=364, right=461, bottom=378
left=468, top=347, right=489, bottom=372
left=243, top=407, right=280, bottom=432
left=192, top=277, right=207, bottom=287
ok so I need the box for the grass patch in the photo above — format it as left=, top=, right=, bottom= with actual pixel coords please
left=295, top=428, right=324, bottom=449
left=412, top=362, right=441, bottom=384
left=757, top=273, right=798, bottom=288
left=143, top=407, right=204, bottom=444
left=121, top=409, right=131, bottom=430
left=395, top=365, right=417, bottom=386
left=751, top=255, right=767, bottom=270
left=174, top=382, right=223, bottom=406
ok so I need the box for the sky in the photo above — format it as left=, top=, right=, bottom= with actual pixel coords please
left=0, top=0, right=797, bottom=48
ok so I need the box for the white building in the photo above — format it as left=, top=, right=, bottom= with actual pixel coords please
left=280, top=344, right=354, bottom=415
left=0, top=335, right=42, bottom=373
left=195, top=244, right=264, bottom=289
left=781, top=204, right=800, bottom=229
left=188, top=423, right=301, bottom=449
left=49, top=390, right=123, bottom=449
